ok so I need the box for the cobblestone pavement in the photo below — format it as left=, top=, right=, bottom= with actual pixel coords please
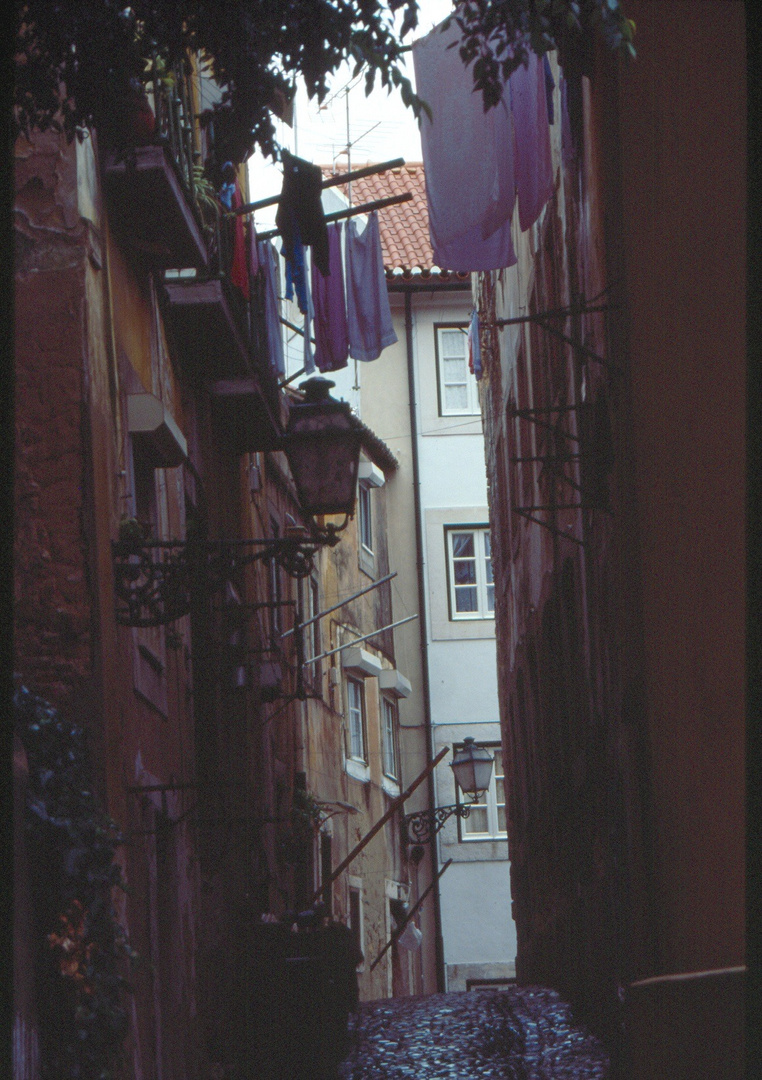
left=337, top=988, right=611, bottom=1079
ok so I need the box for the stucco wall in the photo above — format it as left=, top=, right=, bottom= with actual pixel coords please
left=615, top=0, right=746, bottom=973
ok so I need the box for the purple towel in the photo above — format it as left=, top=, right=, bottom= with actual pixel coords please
left=510, top=51, right=553, bottom=233
left=346, top=212, right=397, bottom=363
left=311, top=222, right=349, bottom=373
left=257, top=240, right=285, bottom=378
left=412, top=19, right=516, bottom=273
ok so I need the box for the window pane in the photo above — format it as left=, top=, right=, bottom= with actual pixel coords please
left=382, top=699, right=397, bottom=779
left=441, top=330, right=465, bottom=356
left=464, top=807, right=489, bottom=833
left=443, top=355, right=467, bottom=381
left=452, top=533, right=475, bottom=557
left=348, top=681, right=364, bottom=759
left=455, top=586, right=478, bottom=612
left=444, top=384, right=469, bottom=411
left=454, top=560, right=477, bottom=585
left=359, top=485, right=373, bottom=551
left=497, top=806, right=507, bottom=832
left=486, top=585, right=495, bottom=612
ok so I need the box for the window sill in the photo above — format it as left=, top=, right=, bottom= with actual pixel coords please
left=345, top=758, right=370, bottom=784
left=459, top=834, right=508, bottom=843
left=381, top=775, right=400, bottom=798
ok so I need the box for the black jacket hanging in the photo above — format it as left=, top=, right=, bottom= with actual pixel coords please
left=275, top=150, right=330, bottom=277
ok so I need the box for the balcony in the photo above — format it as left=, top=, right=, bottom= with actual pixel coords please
left=162, top=198, right=283, bottom=452
left=102, top=63, right=207, bottom=270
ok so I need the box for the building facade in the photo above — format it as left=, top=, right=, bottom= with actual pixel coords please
left=349, top=164, right=518, bottom=993
left=473, top=0, right=745, bottom=1065
left=14, top=57, right=418, bottom=1080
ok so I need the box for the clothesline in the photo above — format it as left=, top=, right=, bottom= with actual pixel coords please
left=256, top=192, right=413, bottom=243
left=234, top=157, right=407, bottom=216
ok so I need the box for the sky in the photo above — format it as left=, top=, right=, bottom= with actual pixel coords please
left=247, top=0, right=454, bottom=228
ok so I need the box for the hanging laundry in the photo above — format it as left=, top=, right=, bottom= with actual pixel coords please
left=543, top=54, right=556, bottom=126
left=257, top=240, right=285, bottom=378
left=248, top=219, right=260, bottom=277
left=346, top=212, right=397, bottom=363
left=311, top=222, right=349, bottom=373
left=284, top=224, right=310, bottom=315
left=412, top=19, right=516, bottom=273
left=560, top=77, right=576, bottom=169
left=219, top=162, right=250, bottom=299
left=302, top=267, right=316, bottom=376
left=510, top=50, right=554, bottom=233
left=275, top=150, right=330, bottom=277
left=468, top=309, right=482, bottom=381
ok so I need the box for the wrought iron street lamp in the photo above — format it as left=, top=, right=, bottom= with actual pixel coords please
left=402, top=739, right=495, bottom=846
left=283, top=376, right=362, bottom=521
left=113, top=377, right=364, bottom=626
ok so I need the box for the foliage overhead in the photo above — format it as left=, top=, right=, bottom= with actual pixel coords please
left=14, top=0, right=634, bottom=163
left=448, top=0, right=635, bottom=110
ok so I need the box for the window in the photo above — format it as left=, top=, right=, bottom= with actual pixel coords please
left=301, top=574, right=322, bottom=682
left=446, top=527, right=495, bottom=619
left=348, top=880, right=364, bottom=967
left=269, top=516, right=283, bottom=645
left=381, top=697, right=399, bottom=781
left=129, top=437, right=168, bottom=716
left=436, top=325, right=480, bottom=416
left=358, top=482, right=373, bottom=553
left=346, top=678, right=366, bottom=761
left=457, top=746, right=506, bottom=840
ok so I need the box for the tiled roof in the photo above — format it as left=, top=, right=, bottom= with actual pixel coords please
left=321, top=162, right=470, bottom=283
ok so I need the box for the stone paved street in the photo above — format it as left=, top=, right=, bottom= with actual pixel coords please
left=337, top=989, right=611, bottom=1079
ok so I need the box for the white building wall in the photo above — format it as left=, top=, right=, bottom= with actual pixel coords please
left=361, top=279, right=516, bottom=994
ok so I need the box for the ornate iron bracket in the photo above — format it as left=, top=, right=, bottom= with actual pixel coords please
left=112, top=522, right=345, bottom=628
left=402, top=803, right=472, bottom=846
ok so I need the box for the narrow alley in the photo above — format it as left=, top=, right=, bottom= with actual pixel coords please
left=337, top=989, right=611, bottom=1079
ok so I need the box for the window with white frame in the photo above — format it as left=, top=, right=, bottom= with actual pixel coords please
left=457, top=745, right=506, bottom=839
left=346, top=677, right=366, bottom=761
left=381, top=697, right=399, bottom=781
left=436, top=324, right=480, bottom=416
left=446, top=527, right=495, bottom=619
left=348, top=880, right=364, bottom=967
left=358, top=482, right=373, bottom=553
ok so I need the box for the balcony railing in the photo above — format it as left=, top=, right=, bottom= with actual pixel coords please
left=101, top=59, right=208, bottom=270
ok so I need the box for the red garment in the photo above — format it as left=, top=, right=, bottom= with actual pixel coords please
left=230, top=180, right=249, bottom=300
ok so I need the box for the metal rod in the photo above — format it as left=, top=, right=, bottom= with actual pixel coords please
left=370, top=859, right=453, bottom=971
left=509, top=454, right=582, bottom=463
left=492, top=302, right=612, bottom=328
left=302, top=614, right=418, bottom=666
left=257, top=192, right=413, bottom=242
left=311, top=745, right=450, bottom=904
left=512, top=404, right=580, bottom=415
left=279, top=366, right=307, bottom=388
left=280, top=316, right=316, bottom=345
left=533, top=319, right=613, bottom=369
left=281, top=571, right=397, bottom=639
left=236, top=157, right=406, bottom=215
left=516, top=504, right=587, bottom=511
left=513, top=508, right=586, bottom=546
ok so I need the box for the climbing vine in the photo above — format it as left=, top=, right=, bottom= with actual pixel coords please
left=15, top=684, right=135, bottom=1080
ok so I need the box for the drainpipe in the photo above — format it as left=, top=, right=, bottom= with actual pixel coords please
left=403, top=286, right=446, bottom=993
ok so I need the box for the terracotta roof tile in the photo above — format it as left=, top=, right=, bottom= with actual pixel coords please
left=321, top=163, right=470, bottom=283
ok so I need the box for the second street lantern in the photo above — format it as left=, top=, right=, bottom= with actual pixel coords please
left=284, top=378, right=363, bottom=519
